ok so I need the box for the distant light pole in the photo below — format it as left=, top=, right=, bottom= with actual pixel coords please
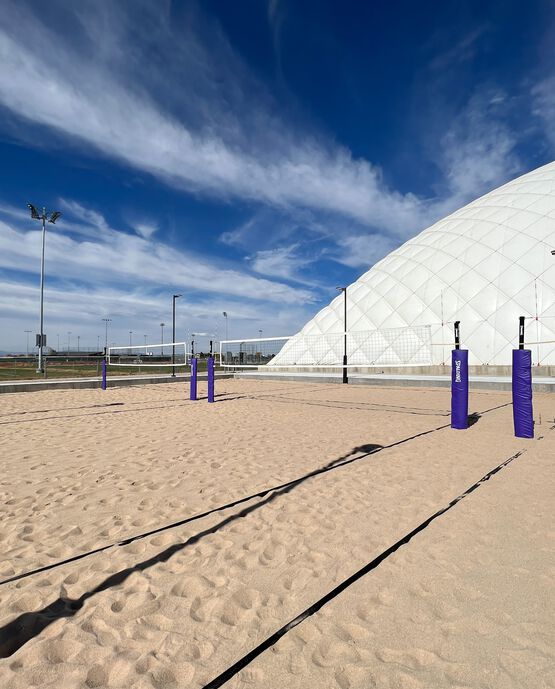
left=97, top=335, right=100, bottom=351
left=129, top=331, right=133, bottom=347
left=172, top=294, right=182, bottom=377
left=160, top=323, right=165, bottom=356
left=77, top=335, right=80, bottom=353
left=144, top=334, right=147, bottom=350
left=258, top=329, right=263, bottom=338
left=24, top=330, right=32, bottom=356
left=223, top=311, right=228, bottom=341
left=67, top=331, right=72, bottom=352
left=27, top=204, right=61, bottom=372
left=57, top=334, right=60, bottom=351
left=102, top=318, right=111, bottom=354
left=336, top=287, right=348, bottom=384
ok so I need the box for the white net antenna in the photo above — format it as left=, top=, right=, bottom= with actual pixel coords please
left=108, top=342, right=190, bottom=367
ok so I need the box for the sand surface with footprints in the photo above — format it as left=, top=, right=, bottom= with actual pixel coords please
left=0, top=379, right=553, bottom=688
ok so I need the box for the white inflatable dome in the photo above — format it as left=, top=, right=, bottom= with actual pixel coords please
left=272, top=162, right=555, bottom=367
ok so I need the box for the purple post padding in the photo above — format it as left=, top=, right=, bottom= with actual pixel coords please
left=207, top=356, right=215, bottom=403
left=101, top=359, right=107, bottom=390
left=451, top=349, right=469, bottom=429
left=190, top=357, right=198, bottom=401
left=512, top=349, right=534, bottom=438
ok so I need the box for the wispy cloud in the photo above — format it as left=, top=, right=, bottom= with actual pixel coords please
left=437, top=89, right=521, bottom=209
left=0, top=1, right=431, bottom=235
left=331, top=234, right=398, bottom=269
left=133, top=222, right=158, bottom=239
left=0, top=203, right=315, bottom=305
left=0, top=277, right=313, bottom=351
left=248, top=244, right=320, bottom=285
left=532, top=76, right=555, bottom=151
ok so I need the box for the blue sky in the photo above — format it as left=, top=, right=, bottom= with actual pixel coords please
left=1, top=0, right=555, bottom=352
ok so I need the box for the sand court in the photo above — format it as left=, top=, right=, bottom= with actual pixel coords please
left=0, top=380, right=553, bottom=688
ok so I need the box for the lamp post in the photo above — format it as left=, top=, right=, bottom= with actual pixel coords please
left=258, top=329, right=263, bottom=337
left=77, top=335, right=80, bottom=353
left=223, top=311, right=228, bottom=341
left=336, top=287, right=348, bottom=384
left=67, top=331, right=72, bottom=352
left=27, top=204, right=61, bottom=372
left=160, top=323, right=165, bottom=356
left=129, top=331, right=133, bottom=347
left=144, top=334, right=147, bottom=351
left=172, top=294, right=182, bottom=377
left=102, top=318, right=111, bottom=354
left=24, top=330, right=32, bottom=356
left=97, top=335, right=100, bottom=351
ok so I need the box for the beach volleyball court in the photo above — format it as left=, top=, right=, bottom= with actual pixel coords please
left=0, top=380, right=553, bottom=688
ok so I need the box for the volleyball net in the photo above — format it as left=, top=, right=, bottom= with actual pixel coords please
left=219, top=325, right=433, bottom=368
left=107, top=342, right=190, bottom=367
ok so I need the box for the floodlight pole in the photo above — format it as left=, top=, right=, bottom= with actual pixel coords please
left=37, top=209, right=46, bottom=372
left=27, top=204, right=61, bottom=372
left=223, top=312, right=228, bottom=341
left=160, top=323, right=165, bottom=356
left=336, top=287, right=348, bottom=384
left=172, top=294, right=182, bottom=377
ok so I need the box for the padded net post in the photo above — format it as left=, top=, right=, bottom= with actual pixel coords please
left=190, top=358, right=198, bottom=401
left=512, top=349, right=533, bottom=438
left=451, top=349, right=468, bottom=429
left=208, top=356, right=214, bottom=403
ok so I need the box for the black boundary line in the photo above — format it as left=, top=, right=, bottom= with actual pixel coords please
left=0, top=428, right=434, bottom=586
left=0, top=401, right=510, bottom=587
left=202, top=447, right=527, bottom=689
left=0, top=402, right=125, bottom=417
left=0, top=384, right=333, bottom=418
left=232, top=394, right=451, bottom=417
left=0, top=384, right=336, bottom=425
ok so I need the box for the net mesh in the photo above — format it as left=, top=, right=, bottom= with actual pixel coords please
left=220, top=326, right=433, bottom=368
left=108, top=342, right=189, bottom=367
left=220, top=338, right=290, bottom=367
